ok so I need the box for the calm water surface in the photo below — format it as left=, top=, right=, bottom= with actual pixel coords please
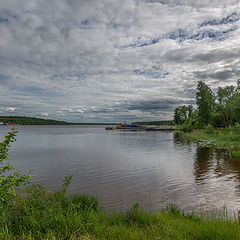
left=1, top=125, right=240, bottom=213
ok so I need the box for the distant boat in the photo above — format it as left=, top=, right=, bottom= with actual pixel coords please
left=0, top=122, right=6, bottom=126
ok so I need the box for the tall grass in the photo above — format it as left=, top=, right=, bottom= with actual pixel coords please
left=1, top=183, right=240, bottom=239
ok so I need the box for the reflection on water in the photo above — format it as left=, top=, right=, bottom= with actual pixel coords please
left=1, top=126, right=240, bottom=213
left=173, top=132, right=240, bottom=185
left=194, top=145, right=240, bottom=190
left=174, top=132, right=240, bottom=213
left=194, top=147, right=214, bottom=181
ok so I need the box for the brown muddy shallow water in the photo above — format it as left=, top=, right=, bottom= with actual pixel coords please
left=1, top=125, right=240, bottom=213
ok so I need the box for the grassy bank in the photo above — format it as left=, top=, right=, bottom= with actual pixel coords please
left=176, top=126, right=240, bottom=158
left=1, top=183, right=240, bottom=240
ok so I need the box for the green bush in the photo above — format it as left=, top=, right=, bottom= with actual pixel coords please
left=4, top=180, right=100, bottom=238
left=210, top=111, right=225, bottom=128
left=178, top=118, right=200, bottom=132
left=204, top=124, right=215, bottom=133
left=0, top=129, right=30, bottom=210
left=226, top=123, right=240, bottom=134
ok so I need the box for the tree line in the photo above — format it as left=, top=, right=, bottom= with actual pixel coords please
left=0, top=116, right=69, bottom=125
left=174, top=80, right=240, bottom=130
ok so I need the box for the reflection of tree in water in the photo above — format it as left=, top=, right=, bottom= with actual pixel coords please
left=194, top=147, right=214, bottom=181
left=173, top=132, right=193, bottom=150
left=214, top=149, right=240, bottom=184
left=214, top=149, right=232, bottom=177
left=174, top=133, right=240, bottom=189
left=194, top=146, right=240, bottom=189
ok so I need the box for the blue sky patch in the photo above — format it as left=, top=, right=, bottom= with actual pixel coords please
left=0, top=17, right=8, bottom=23
left=81, top=20, right=89, bottom=25
left=134, top=69, right=169, bottom=78
left=0, top=10, right=18, bottom=24
left=0, top=74, right=9, bottom=81
left=200, top=12, right=239, bottom=27
left=121, top=12, right=239, bottom=49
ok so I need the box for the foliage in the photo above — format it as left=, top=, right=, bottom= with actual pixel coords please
left=196, top=81, right=215, bottom=126
left=216, top=85, right=235, bottom=127
left=0, top=129, right=30, bottom=209
left=174, top=105, right=194, bottom=125
left=0, top=133, right=240, bottom=239
left=178, top=118, right=195, bottom=132
left=210, top=111, right=225, bottom=128
left=180, top=127, right=240, bottom=158
left=231, top=93, right=240, bottom=123
left=174, top=80, right=240, bottom=129
left=1, top=183, right=240, bottom=239
left=204, top=124, right=214, bottom=133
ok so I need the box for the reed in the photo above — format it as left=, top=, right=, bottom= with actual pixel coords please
left=1, top=183, right=240, bottom=240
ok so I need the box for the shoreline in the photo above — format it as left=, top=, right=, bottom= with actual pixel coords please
left=176, top=128, right=240, bottom=158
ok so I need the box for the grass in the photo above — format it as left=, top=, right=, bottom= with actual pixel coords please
left=176, top=126, right=240, bottom=158
left=1, top=184, right=240, bottom=239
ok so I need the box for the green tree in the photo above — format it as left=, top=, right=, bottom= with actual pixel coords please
left=216, top=85, right=235, bottom=127
left=230, top=92, right=240, bottom=123
left=187, top=105, right=194, bottom=119
left=174, top=107, right=180, bottom=125
left=174, top=105, right=195, bottom=125
left=236, top=79, right=240, bottom=92
left=196, top=81, right=215, bottom=126
left=174, top=106, right=187, bottom=125
left=0, top=128, right=30, bottom=209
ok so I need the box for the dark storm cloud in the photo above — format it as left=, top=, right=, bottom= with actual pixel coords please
left=193, top=48, right=240, bottom=64
left=126, top=98, right=195, bottom=112
left=194, top=69, right=240, bottom=81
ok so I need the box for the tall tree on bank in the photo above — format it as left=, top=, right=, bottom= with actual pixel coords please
left=196, top=81, right=215, bottom=126
left=216, top=85, right=235, bottom=127
left=230, top=79, right=240, bottom=123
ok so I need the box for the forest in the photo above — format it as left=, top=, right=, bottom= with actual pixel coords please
left=174, top=80, right=240, bottom=131
left=0, top=116, right=70, bottom=125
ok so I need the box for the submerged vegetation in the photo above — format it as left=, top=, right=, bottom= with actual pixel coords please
left=1, top=130, right=240, bottom=239
left=174, top=80, right=240, bottom=157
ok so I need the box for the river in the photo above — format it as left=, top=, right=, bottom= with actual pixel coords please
left=1, top=125, right=240, bottom=213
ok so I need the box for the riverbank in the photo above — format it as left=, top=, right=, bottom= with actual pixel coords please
left=176, top=126, right=240, bottom=158
left=1, top=184, right=240, bottom=240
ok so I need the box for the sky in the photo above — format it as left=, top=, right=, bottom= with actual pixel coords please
left=0, top=0, right=240, bottom=123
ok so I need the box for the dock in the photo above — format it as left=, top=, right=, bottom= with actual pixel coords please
left=105, top=124, right=174, bottom=131
left=145, top=126, right=174, bottom=131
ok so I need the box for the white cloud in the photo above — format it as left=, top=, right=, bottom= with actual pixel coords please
left=40, top=112, right=49, bottom=117
left=6, top=107, right=15, bottom=112
left=0, top=0, right=240, bottom=122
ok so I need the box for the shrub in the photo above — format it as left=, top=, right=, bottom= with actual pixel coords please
left=210, top=111, right=225, bottom=128
left=204, top=124, right=215, bottom=134
left=179, top=118, right=196, bottom=132
left=0, top=129, right=30, bottom=210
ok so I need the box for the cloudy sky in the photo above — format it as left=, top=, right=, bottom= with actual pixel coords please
left=0, top=0, right=240, bottom=122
